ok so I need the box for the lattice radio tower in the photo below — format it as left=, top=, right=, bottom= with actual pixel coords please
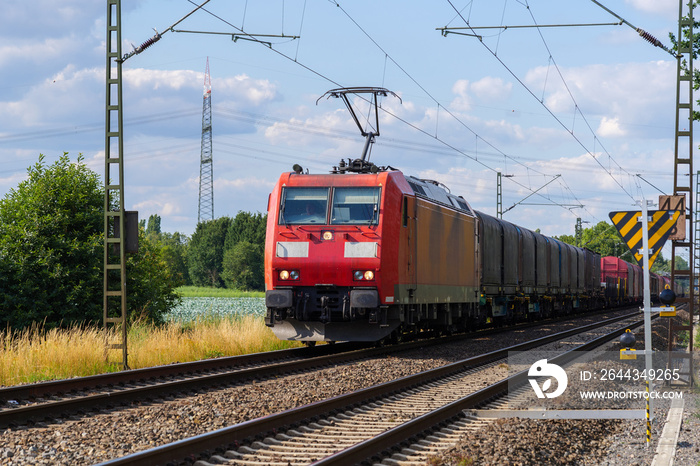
left=198, top=57, right=214, bottom=223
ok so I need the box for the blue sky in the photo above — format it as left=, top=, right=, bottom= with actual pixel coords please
left=0, top=0, right=688, bottom=242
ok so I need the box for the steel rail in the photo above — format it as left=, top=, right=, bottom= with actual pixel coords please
left=0, top=342, right=361, bottom=402
left=0, top=341, right=399, bottom=428
left=313, top=315, right=653, bottom=465
left=96, top=311, right=644, bottom=466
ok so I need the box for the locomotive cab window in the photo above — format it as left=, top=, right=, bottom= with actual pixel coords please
left=331, top=187, right=381, bottom=225
left=279, top=187, right=329, bottom=224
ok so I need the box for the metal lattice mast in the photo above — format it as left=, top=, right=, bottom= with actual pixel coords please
left=669, top=0, right=695, bottom=385
left=496, top=172, right=503, bottom=219
left=695, top=170, right=700, bottom=297
left=198, top=58, right=214, bottom=223
left=104, top=0, right=128, bottom=369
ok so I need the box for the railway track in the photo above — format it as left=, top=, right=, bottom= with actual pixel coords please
left=96, top=311, right=649, bottom=466
left=0, top=342, right=362, bottom=428
left=0, top=308, right=636, bottom=429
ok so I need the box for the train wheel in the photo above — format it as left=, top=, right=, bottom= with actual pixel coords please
left=390, top=328, right=403, bottom=345
left=375, top=336, right=391, bottom=348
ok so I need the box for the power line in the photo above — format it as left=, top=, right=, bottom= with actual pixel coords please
left=443, top=0, right=639, bottom=206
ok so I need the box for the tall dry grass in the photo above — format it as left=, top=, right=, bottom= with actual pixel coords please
left=0, top=316, right=301, bottom=387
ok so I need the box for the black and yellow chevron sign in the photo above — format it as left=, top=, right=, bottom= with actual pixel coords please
left=608, top=210, right=681, bottom=268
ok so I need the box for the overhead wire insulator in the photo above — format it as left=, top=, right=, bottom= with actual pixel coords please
left=117, top=0, right=212, bottom=63
left=136, top=34, right=162, bottom=53
left=120, top=30, right=162, bottom=62
left=637, top=28, right=661, bottom=48
left=636, top=28, right=680, bottom=58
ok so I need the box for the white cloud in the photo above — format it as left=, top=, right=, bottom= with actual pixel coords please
left=524, top=60, right=675, bottom=137
left=218, top=177, right=276, bottom=190
left=125, top=69, right=199, bottom=90
left=0, top=37, right=82, bottom=67
left=597, top=116, right=626, bottom=138
left=0, top=1, right=106, bottom=38
left=264, top=109, right=350, bottom=146
left=123, top=69, right=279, bottom=107
left=625, top=0, right=678, bottom=18
left=450, top=77, right=512, bottom=112
left=451, top=79, right=472, bottom=111
left=470, top=76, right=513, bottom=102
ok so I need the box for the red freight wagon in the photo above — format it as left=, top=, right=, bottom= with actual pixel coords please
left=600, top=256, right=642, bottom=305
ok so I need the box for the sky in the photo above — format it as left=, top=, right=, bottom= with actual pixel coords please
left=0, top=0, right=691, bottom=245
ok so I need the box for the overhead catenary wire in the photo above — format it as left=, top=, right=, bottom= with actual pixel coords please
left=323, top=0, right=588, bottom=215
left=183, top=0, right=579, bottom=214
left=443, top=0, right=639, bottom=210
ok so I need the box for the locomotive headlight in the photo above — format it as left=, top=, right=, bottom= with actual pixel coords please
left=322, top=230, right=334, bottom=241
left=353, top=270, right=375, bottom=281
left=279, top=270, right=300, bottom=281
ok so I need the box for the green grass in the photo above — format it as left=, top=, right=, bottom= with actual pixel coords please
left=1, top=315, right=300, bottom=387
left=176, top=286, right=264, bottom=298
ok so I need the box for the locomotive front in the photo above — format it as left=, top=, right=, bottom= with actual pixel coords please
left=264, top=170, right=402, bottom=343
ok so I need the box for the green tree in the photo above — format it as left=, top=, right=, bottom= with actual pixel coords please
left=187, top=217, right=232, bottom=287
left=556, top=221, right=628, bottom=258
left=579, top=221, right=625, bottom=257
left=670, top=3, right=700, bottom=121
left=0, top=153, right=179, bottom=329
left=145, top=214, right=161, bottom=239
left=159, top=231, right=190, bottom=286
left=223, top=211, right=267, bottom=250
left=0, top=154, right=103, bottom=328
left=555, top=234, right=576, bottom=246
left=126, top=228, right=181, bottom=323
left=222, top=241, right=264, bottom=290
left=222, top=212, right=267, bottom=290
left=674, top=255, right=689, bottom=270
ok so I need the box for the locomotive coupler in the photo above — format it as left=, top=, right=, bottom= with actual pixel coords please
left=295, top=294, right=310, bottom=321
left=320, top=295, right=330, bottom=323
left=341, top=296, right=350, bottom=321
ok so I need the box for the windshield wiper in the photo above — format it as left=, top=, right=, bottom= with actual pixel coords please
left=280, top=197, right=288, bottom=226
left=370, top=204, right=378, bottom=225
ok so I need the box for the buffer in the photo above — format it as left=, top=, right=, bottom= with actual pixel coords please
left=609, top=210, right=681, bottom=268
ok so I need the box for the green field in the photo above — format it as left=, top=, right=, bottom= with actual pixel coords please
left=176, top=286, right=265, bottom=298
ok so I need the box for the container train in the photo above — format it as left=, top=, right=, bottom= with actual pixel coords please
left=263, top=163, right=672, bottom=343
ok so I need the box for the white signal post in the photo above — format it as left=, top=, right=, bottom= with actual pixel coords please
left=640, top=200, right=654, bottom=444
